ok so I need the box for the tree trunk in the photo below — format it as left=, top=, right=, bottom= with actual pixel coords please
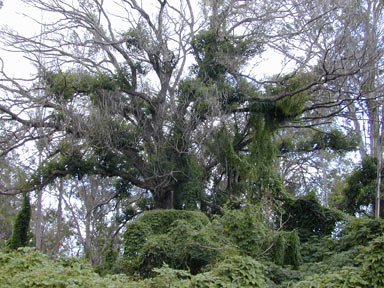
left=51, top=178, right=64, bottom=255
left=364, top=0, right=382, bottom=218
left=154, top=189, right=174, bottom=209
left=375, top=105, right=384, bottom=219
left=320, top=150, right=329, bottom=206
left=375, top=147, right=382, bottom=219
left=84, top=211, right=92, bottom=261
left=348, top=103, right=367, bottom=159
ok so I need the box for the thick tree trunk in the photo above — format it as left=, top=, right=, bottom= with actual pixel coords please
left=153, top=189, right=174, bottom=209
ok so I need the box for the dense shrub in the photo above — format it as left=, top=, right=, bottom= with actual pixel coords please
left=145, top=255, right=268, bottom=288
left=218, top=205, right=302, bottom=267
left=0, top=248, right=268, bottom=288
left=218, top=205, right=270, bottom=256
left=0, top=247, right=135, bottom=288
left=122, top=209, right=227, bottom=276
left=3, top=210, right=384, bottom=287
left=281, top=193, right=342, bottom=241
left=122, top=206, right=303, bottom=279
left=335, top=216, right=384, bottom=251
left=289, top=217, right=384, bottom=288
left=292, top=266, right=368, bottom=288
left=361, top=235, right=384, bottom=287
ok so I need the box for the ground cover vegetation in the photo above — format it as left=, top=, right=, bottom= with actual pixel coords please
left=1, top=0, right=384, bottom=286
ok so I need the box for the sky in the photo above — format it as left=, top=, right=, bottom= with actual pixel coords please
left=0, top=0, right=40, bottom=77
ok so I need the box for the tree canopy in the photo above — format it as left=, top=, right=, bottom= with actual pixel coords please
left=0, top=0, right=376, bottom=213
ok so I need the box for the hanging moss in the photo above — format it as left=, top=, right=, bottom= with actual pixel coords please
left=284, top=230, right=302, bottom=267
left=6, top=193, right=31, bottom=250
left=271, top=233, right=287, bottom=266
left=219, top=204, right=271, bottom=256
left=270, top=230, right=302, bottom=267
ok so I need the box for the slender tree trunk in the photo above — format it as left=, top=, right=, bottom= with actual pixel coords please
left=320, top=150, right=329, bottom=207
left=348, top=103, right=367, bottom=159
left=35, top=9, right=45, bottom=251
left=51, top=178, right=64, bottom=254
left=80, top=180, right=93, bottom=261
left=35, top=149, right=43, bottom=250
left=375, top=143, right=382, bottom=219
left=85, top=211, right=92, bottom=261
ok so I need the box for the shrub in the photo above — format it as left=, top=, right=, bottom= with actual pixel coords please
left=361, top=235, right=384, bottom=287
left=281, top=193, right=342, bottom=242
left=335, top=216, right=384, bottom=251
left=219, top=205, right=270, bottom=256
left=123, top=209, right=226, bottom=276
left=292, top=267, right=368, bottom=288
left=0, top=247, right=137, bottom=288
left=123, top=206, right=303, bottom=277
left=145, top=255, right=268, bottom=288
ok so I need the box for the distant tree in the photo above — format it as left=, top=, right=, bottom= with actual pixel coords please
left=338, top=156, right=384, bottom=217
left=7, top=192, right=31, bottom=249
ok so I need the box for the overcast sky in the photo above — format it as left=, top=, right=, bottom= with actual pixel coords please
left=0, top=0, right=42, bottom=77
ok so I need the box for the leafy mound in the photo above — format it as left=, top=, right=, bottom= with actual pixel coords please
left=0, top=248, right=268, bottom=288
left=2, top=210, right=384, bottom=287
left=0, top=247, right=132, bottom=288
left=122, top=207, right=302, bottom=278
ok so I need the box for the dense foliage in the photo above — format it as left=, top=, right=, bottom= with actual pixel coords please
left=1, top=213, right=384, bottom=287
left=338, top=156, right=384, bottom=216
left=1, top=0, right=384, bottom=287
left=281, top=193, right=342, bottom=241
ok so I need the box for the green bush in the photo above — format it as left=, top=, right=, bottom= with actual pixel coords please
left=4, top=209, right=384, bottom=287
left=335, top=216, right=384, bottom=251
left=0, top=247, right=138, bottom=288
left=292, top=267, right=368, bottom=288
left=145, top=255, right=268, bottom=288
left=281, top=193, right=342, bottom=242
left=287, top=219, right=384, bottom=287
left=219, top=205, right=270, bottom=256
left=218, top=205, right=302, bottom=267
left=123, top=209, right=226, bottom=276
left=361, top=235, right=384, bottom=287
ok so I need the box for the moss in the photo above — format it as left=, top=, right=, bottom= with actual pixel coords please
left=284, top=230, right=302, bottom=267
left=272, top=233, right=286, bottom=266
